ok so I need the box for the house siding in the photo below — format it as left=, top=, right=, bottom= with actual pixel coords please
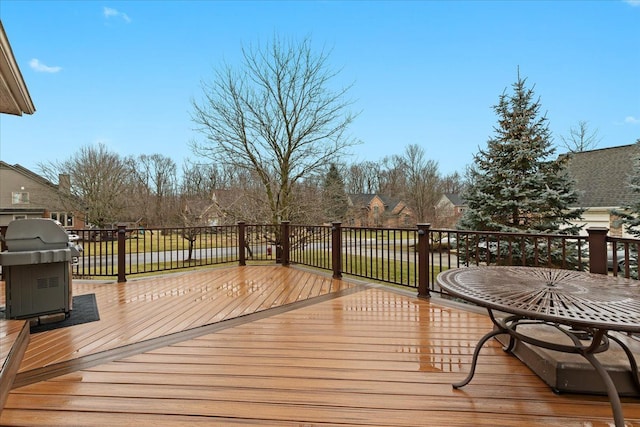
left=0, top=162, right=82, bottom=228
left=435, top=194, right=466, bottom=229
left=564, top=144, right=638, bottom=238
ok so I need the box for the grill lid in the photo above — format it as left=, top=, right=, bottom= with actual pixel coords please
left=4, top=218, right=70, bottom=251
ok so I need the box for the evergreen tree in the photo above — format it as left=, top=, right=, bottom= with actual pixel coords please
left=612, top=139, right=640, bottom=237
left=459, top=73, right=583, bottom=234
left=322, top=163, right=349, bottom=222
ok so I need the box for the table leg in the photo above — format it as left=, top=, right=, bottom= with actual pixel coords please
left=582, top=351, right=626, bottom=427
left=607, top=333, right=640, bottom=393
left=453, top=328, right=505, bottom=389
left=453, top=318, right=630, bottom=427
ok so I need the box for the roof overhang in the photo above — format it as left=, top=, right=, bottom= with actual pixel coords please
left=0, top=21, right=35, bottom=116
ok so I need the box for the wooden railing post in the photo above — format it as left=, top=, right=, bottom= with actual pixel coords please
left=238, top=221, right=246, bottom=266
left=331, top=222, right=342, bottom=279
left=587, top=227, right=609, bottom=275
left=417, top=223, right=431, bottom=299
left=117, top=224, right=127, bottom=283
left=280, top=221, right=290, bottom=266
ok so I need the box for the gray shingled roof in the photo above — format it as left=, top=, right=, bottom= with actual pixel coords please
left=0, top=160, right=58, bottom=189
left=377, top=194, right=403, bottom=210
left=443, top=193, right=466, bottom=206
left=348, top=193, right=377, bottom=207
left=563, top=144, right=638, bottom=208
left=347, top=193, right=403, bottom=211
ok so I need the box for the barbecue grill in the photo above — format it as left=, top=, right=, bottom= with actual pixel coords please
left=0, top=218, right=78, bottom=322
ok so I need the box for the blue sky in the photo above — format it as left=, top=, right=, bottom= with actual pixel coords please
left=1, top=0, right=639, bottom=177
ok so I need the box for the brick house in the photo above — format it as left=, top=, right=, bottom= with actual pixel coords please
left=346, top=194, right=416, bottom=228
left=435, top=193, right=466, bottom=228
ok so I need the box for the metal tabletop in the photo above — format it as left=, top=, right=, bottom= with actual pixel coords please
left=438, top=266, right=640, bottom=334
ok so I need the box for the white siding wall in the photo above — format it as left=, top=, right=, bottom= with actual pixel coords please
left=569, top=207, right=635, bottom=238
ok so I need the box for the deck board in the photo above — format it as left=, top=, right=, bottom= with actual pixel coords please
left=1, top=265, right=640, bottom=426
left=0, top=318, right=29, bottom=414
left=7, top=265, right=353, bottom=372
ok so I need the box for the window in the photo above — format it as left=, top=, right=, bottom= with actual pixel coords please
left=50, top=212, right=74, bottom=227
left=12, top=192, right=29, bottom=204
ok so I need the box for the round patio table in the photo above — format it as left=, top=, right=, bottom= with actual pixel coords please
left=437, top=266, right=640, bottom=427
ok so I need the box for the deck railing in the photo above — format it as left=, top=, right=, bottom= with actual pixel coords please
left=608, top=234, right=640, bottom=278
left=1, top=222, right=638, bottom=295
left=63, top=225, right=240, bottom=282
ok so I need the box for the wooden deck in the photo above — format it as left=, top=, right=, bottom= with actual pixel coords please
left=2, top=265, right=640, bottom=426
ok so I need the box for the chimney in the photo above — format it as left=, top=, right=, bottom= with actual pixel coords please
left=59, top=174, right=71, bottom=193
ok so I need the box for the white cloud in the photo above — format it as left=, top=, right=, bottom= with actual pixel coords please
left=103, top=7, right=131, bottom=23
left=624, top=116, right=640, bottom=124
left=29, top=59, right=62, bottom=73
left=624, top=0, right=640, bottom=6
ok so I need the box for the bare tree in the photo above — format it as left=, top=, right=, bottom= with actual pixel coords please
left=38, top=143, right=132, bottom=227
left=560, top=120, right=601, bottom=153
left=179, top=162, right=221, bottom=226
left=181, top=162, right=220, bottom=197
left=378, top=155, right=407, bottom=197
left=344, top=161, right=381, bottom=194
left=291, top=178, right=326, bottom=224
left=180, top=162, right=266, bottom=226
left=127, top=154, right=178, bottom=227
left=400, top=144, right=441, bottom=222
left=190, top=35, right=359, bottom=225
left=177, top=162, right=220, bottom=261
left=439, top=172, right=465, bottom=195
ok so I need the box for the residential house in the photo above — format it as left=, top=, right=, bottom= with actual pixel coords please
left=0, top=22, right=35, bottom=116
left=0, top=162, right=85, bottom=228
left=563, top=144, right=638, bottom=237
left=435, top=193, right=466, bottom=229
left=346, top=194, right=416, bottom=228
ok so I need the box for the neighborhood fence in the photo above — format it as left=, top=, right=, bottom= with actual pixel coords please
left=1, top=222, right=637, bottom=296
